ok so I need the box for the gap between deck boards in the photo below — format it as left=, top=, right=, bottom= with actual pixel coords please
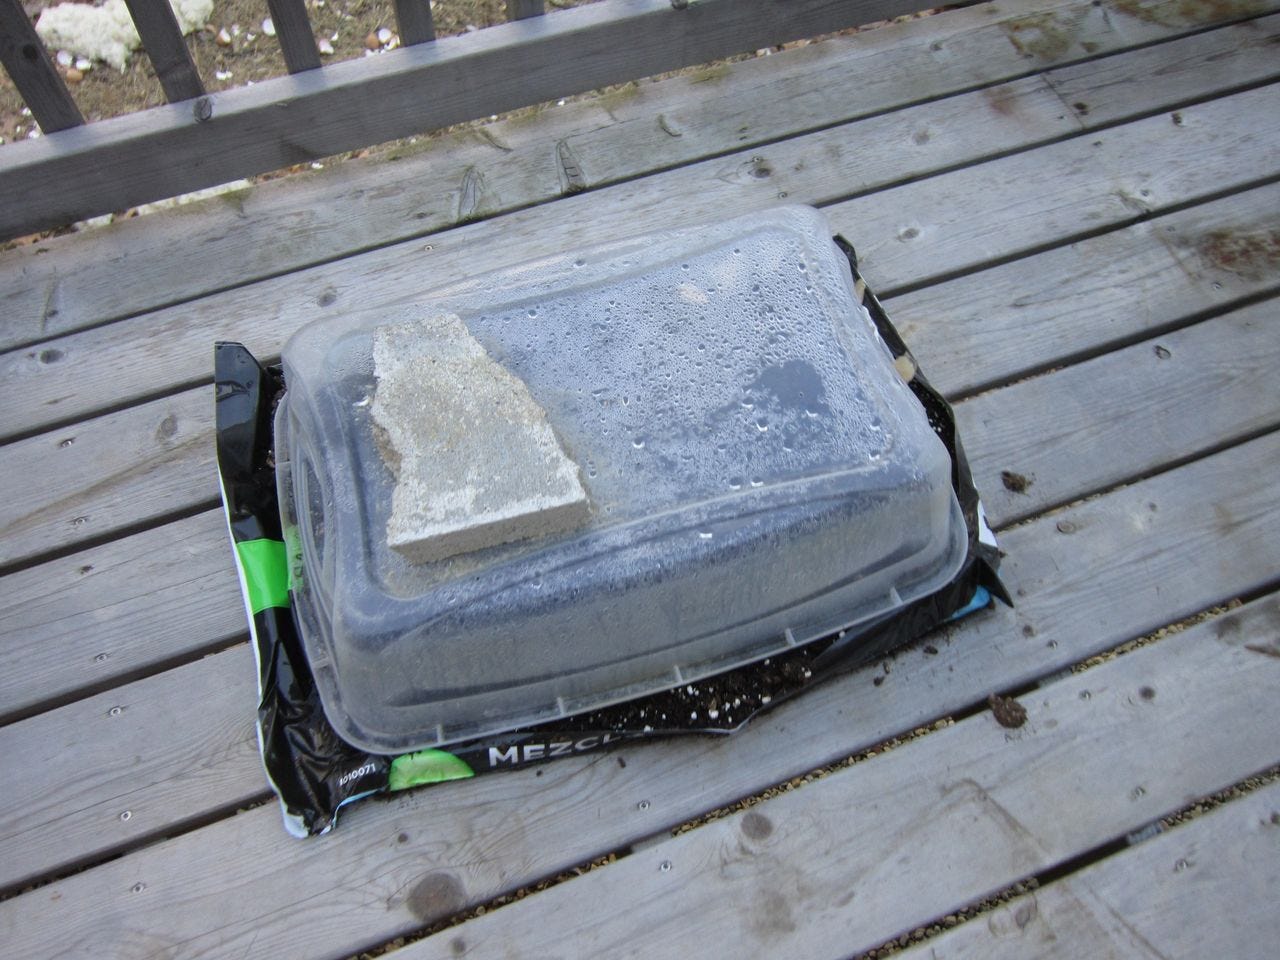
left=5, top=543, right=1277, bottom=958
left=0, top=19, right=1278, bottom=446
left=1, top=426, right=1277, bottom=951
left=1, top=7, right=1278, bottom=954
left=1, top=77, right=1278, bottom=574
left=1, top=180, right=1277, bottom=716
left=1, top=0, right=1274, bottom=350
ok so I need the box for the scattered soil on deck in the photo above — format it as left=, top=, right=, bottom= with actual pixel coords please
left=987, top=692, right=1027, bottom=728
left=1000, top=469, right=1033, bottom=494
left=555, top=644, right=824, bottom=734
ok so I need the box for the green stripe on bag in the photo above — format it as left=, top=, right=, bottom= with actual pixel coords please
left=389, top=750, right=475, bottom=790
left=236, top=538, right=291, bottom=613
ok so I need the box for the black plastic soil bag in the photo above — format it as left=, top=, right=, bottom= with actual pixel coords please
left=215, top=239, right=1008, bottom=836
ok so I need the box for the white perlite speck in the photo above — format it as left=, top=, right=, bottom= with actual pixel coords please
left=372, top=313, right=588, bottom=564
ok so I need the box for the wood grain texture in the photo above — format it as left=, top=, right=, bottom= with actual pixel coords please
left=0, top=0, right=83, bottom=132
left=889, top=181, right=1280, bottom=398
left=3, top=75, right=1275, bottom=445
left=393, top=0, right=436, bottom=45
left=826, top=82, right=1280, bottom=291
left=0, top=388, right=214, bottom=569
left=961, top=300, right=1280, bottom=526
left=0, top=645, right=262, bottom=893
left=390, top=596, right=1280, bottom=960
left=0, top=0, right=940, bottom=238
left=3, top=307, right=1272, bottom=867
left=2, top=0, right=1272, bottom=352
left=266, top=0, right=321, bottom=73
left=892, top=782, right=1280, bottom=960
left=121, top=0, right=204, bottom=102
left=0, top=510, right=242, bottom=722
left=3, top=429, right=1277, bottom=925
left=2, top=13, right=1278, bottom=953
left=5, top=182, right=1272, bottom=722
left=0, top=81, right=1273, bottom=564
left=0, top=72, right=1076, bottom=444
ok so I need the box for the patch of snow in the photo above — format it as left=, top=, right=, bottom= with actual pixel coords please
left=36, top=0, right=214, bottom=71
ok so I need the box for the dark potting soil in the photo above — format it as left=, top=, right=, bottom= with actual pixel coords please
left=553, top=635, right=838, bottom=735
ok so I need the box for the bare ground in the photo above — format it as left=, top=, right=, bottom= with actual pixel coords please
left=1, top=0, right=584, bottom=143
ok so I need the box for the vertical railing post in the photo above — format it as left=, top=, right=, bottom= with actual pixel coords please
left=266, top=0, right=322, bottom=73
left=0, top=0, right=84, bottom=132
left=393, top=0, right=436, bottom=45
left=507, top=0, right=546, bottom=21
left=122, top=0, right=205, bottom=102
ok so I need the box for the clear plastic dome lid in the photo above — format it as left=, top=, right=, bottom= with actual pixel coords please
left=274, top=205, right=966, bottom=753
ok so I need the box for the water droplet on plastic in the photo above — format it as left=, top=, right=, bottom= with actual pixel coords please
left=698, top=531, right=713, bottom=540
left=633, top=438, right=646, bottom=449
left=750, top=478, right=764, bottom=488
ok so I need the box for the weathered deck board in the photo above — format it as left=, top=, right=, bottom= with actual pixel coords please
left=891, top=781, right=1280, bottom=960
left=3, top=431, right=1276, bottom=935
left=0, top=0, right=945, bottom=239
left=5, top=470, right=1276, bottom=959
left=390, top=597, right=1280, bottom=960
left=2, top=85, right=1275, bottom=572
left=5, top=181, right=1275, bottom=718
left=0, top=646, right=261, bottom=891
left=829, top=83, right=1279, bottom=291
left=2, top=7, right=1278, bottom=957
left=2, top=66, right=1276, bottom=443
left=2, top=0, right=1269, bottom=349
left=0, top=510, right=241, bottom=723
left=891, top=181, right=1280, bottom=398
left=960, top=301, right=1280, bottom=526
left=10, top=322, right=1280, bottom=885
left=0, top=388, right=213, bottom=569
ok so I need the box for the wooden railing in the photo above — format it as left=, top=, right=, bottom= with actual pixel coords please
left=0, top=0, right=936, bottom=239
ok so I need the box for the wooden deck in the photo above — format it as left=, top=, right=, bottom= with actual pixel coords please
left=2, top=0, right=1279, bottom=956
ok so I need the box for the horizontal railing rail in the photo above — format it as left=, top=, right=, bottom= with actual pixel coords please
left=0, top=0, right=936, bottom=239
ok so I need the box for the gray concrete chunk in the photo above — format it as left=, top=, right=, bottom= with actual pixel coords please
left=371, top=313, right=588, bottom=564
